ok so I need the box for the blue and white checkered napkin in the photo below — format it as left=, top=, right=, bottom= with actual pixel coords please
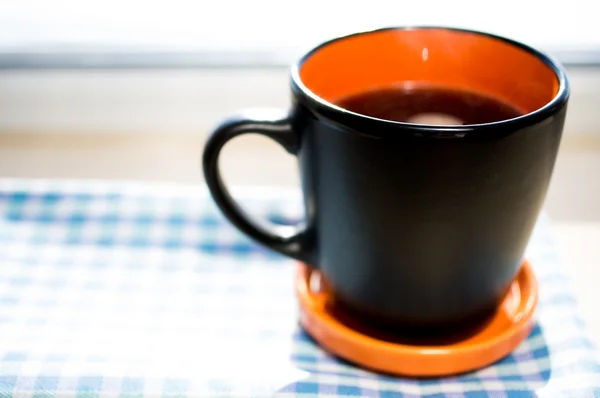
left=0, top=179, right=598, bottom=397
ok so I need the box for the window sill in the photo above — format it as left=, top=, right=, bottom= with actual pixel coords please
left=0, top=67, right=597, bottom=136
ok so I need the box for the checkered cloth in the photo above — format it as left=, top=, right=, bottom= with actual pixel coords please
left=0, top=179, right=598, bottom=397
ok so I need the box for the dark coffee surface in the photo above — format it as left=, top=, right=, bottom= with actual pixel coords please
left=335, top=85, right=524, bottom=125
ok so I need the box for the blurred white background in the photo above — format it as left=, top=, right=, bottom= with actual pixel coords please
left=0, top=1, right=599, bottom=219
left=0, top=0, right=598, bottom=60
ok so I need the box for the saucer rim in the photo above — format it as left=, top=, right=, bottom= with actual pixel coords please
left=296, top=260, right=538, bottom=377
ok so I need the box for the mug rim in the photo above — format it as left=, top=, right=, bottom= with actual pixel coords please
left=290, top=26, right=570, bottom=135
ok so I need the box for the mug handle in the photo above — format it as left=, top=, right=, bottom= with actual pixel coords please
left=202, top=109, right=312, bottom=264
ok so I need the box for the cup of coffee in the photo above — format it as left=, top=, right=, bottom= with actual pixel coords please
left=203, top=27, right=569, bottom=329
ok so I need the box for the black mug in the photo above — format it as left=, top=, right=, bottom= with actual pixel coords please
left=203, top=27, right=569, bottom=328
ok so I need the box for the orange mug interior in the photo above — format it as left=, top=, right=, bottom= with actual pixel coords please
left=299, top=28, right=560, bottom=115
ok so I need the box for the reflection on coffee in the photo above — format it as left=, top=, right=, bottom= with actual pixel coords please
left=335, top=85, right=524, bottom=125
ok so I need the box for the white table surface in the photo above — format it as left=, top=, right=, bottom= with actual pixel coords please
left=553, top=223, right=600, bottom=347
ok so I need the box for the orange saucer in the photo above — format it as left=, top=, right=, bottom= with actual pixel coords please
left=296, top=260, right=538, bottom=377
